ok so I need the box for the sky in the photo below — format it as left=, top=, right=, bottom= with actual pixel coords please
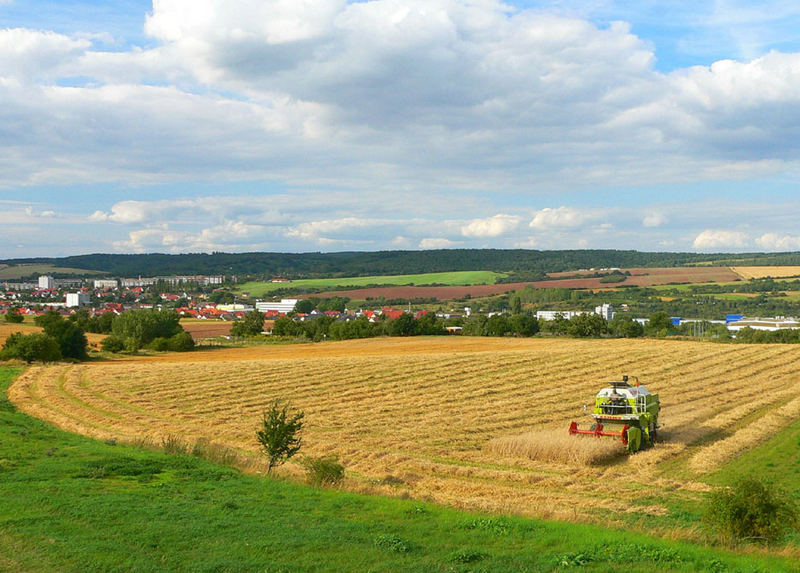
left=2, top=1, right=800, bottom=258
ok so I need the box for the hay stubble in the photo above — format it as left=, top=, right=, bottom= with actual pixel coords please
left=10, top=337, right=800, bottom=527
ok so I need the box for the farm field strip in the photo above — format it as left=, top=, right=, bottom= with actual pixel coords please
left=732, top=266, right=800, bottom=279
left=236, top=270, right=504, bottom=296
left=11, top=337, right=800, bottom=526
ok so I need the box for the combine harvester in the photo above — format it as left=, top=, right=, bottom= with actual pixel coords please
left=569, top=375, right=660, bottom=453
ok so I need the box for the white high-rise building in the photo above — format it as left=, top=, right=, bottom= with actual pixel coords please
left=66, top=292, right=91, bottom=307
left=38, top=275, right=54, bottom=289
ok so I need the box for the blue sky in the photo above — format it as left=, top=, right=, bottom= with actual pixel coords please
left=2, top=0, right=800, bottom=257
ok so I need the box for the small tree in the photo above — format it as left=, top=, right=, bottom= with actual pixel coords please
left=231, top=310, right=265, bottom=337
left=4, top=308, right=24, bottom=323
left=256, top=399, right=304, bottom=474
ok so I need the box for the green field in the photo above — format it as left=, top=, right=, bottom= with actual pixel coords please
left=0, top=264, right=104, bottom=280
left=1, top=367, right=797, bottom=572
left=237, top=271, right=504, bottom=297
left=709, top=416, right=800, bottom=498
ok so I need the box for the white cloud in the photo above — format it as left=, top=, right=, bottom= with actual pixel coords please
left=461, top=214, right=520, bottom=238
left=0, top=29, right=90, bottom=82
left=3, top=2, right=800, bottom=197
left=755, top=233, right=800, bottom=251
left=692, top=229, right=750, bottom=249
left=642, top=212, right=667, bottom=227
left=529, top=207, right=592, bottom=229
left=419, top=237, right=456, bottom=249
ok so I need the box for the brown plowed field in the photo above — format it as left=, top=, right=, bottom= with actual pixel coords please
left=10, top=336, right=800, bottom=528
left=314, top=267, right=740, bottom=300
left=180, top=320, right=233, bottom=340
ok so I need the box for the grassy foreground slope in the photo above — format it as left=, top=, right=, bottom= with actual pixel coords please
left=0, top=368, right=796, bottom=572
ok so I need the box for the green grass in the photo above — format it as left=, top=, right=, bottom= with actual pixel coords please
left=0, top=367, right=798, bottom=572
left=0, top=264, right=104, bottom=280
left=236, top=271, right=503, bottom=297
left=708, top=418, right=800, bottom=497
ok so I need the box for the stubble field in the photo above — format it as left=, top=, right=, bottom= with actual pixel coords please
left=10, top=337, right=800, bottom=532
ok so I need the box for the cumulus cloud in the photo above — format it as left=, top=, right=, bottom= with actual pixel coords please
left=692, top=229, right=750, bottom=249
left=755, top=233, right=800, bottom=251
left=88, top=200, right=200, bottom=224
left=529, top=207, right=592, bottom=229
left=0, top=29, right=90, bottom=82
left=642, top=212, right=667, bottom=227
left=419, top=237, right=456, bottom=249
left=461, top=214, right=520, bottom=238
left=5, top=2, right=800, bottom=256
left=5, top=0, right=800, bottom=194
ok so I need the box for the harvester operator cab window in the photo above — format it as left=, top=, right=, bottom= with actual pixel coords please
left=602, top=389, right=628, bottom=415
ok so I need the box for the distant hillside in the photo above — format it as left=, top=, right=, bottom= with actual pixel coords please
left=3, top=249, right=800, bottom=279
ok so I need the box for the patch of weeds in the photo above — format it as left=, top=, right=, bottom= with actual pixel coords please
left=556, top=552, right=592, bottom=567
left=221, top=500, right=239, bottom=511
left=0, top=397, right=16, bottom=412
left=448, top=548, right=487, bottom=564
left=178, top=464, right=235, bottom=482
left=461, top=516, right=513, bottom=535
left=373, top=534, right=412, bottom=554
left=103, top=438, right=118, bottom=446
left=77, top=455, right=165, bottom=480
left=191, top=438, right=240, bottom=467
left=404, top=505, right=428, bottom=516
left=128, top=436, right=155, bottom=449
left=0, top=458, right=16, bottom=471
left=302, top=455, right=344, bottom=487
left=703, top=558, right=729, bottom=573
left=601, top=543, right=682, bottom=564
left=669, top=507, right=701, bottom=525
left=380, top=474, right=406, bottom=487
left=161, top=434, right=187, bottom=455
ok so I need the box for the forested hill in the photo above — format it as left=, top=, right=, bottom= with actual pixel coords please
left=4, top=249, right=800, bottom=278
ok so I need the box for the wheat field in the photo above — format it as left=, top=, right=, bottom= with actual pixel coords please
left=732, top=266, right=800, bottom=279
left=9, top=337, right=800, bottom=526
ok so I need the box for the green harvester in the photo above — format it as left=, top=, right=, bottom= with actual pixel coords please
left=569, top=375, right=660, bottom=453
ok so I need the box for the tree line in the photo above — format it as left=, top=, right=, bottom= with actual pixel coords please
left=1, top=309, right=194, bottom=363
left=5, top=248, right=786, bottom=279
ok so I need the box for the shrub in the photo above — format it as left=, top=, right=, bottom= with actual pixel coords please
left=302, top=455, right=344, bottom=487
left=256, top=399, right=304, bottom=473
left=111, top=309, right=183, bottom=350
left=704, top=476, right=798, bottom=545
left=0, top=332, right=62, bottom=363
left=4, top=309, right=23, bottom=323
left=101, top=335, right=125, bottom=353
left=149, top=337, right=170, bottom=351
left=168, top=331, right=195, bottom=352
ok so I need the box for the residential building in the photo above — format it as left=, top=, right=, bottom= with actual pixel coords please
left=66, top=292, right=91, bottom=307
left=255, top=299, right=298, bottom=314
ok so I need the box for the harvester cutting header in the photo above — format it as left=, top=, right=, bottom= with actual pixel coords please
left=569, top=375, right=660, bottom=453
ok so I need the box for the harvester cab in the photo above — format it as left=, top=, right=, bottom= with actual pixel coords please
left=568, top=375, right=660, bottom=453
